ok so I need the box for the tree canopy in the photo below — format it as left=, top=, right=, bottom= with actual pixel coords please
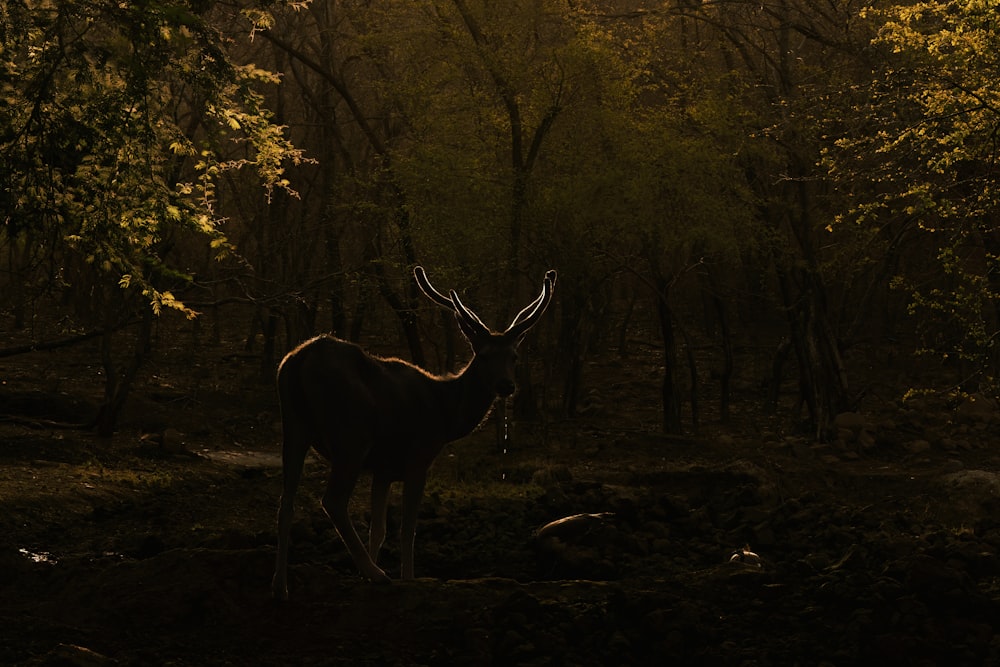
left=1, top=0, right=304, bottom=318
left=2, top=0, right=998, bottom=434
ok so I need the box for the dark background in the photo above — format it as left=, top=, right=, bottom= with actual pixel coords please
left=2, top=2, right=999, bottom=664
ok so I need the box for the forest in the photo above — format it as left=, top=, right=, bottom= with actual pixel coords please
left=2, top=1, right=1000, bottom=665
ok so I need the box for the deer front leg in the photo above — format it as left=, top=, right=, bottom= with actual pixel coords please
left=400, top=472, right=427, bottom=579
left=322, top=466, right=390, bottom=583
left=368, top=473, right=391, bottom=563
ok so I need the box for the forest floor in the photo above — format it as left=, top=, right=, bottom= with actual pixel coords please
left=1, top=328, right=1000, bottom=666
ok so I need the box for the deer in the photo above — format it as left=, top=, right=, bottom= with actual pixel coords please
left=271, top=265, right=556, bottom=600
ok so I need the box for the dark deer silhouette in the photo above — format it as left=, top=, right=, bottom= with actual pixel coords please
left=271, top=266, right=556, bottom=599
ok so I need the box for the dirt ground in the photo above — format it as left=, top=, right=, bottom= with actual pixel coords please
left=1, top=329, right=999, bottom=666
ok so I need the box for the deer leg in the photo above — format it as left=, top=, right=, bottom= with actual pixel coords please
left=271, top=429, right=310, bottom=601
left=322, top=465, right=391, bottom=583
left=368, top=473, right=391, bottom=563
left=400, top=472, right=427, bottom=579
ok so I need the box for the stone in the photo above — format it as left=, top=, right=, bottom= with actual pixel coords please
left=858, top=430, right=877, bottom=449
left=904, top=439, right=931, bottom=453
left=955, top=393, right=999, bottom=424
left=834, top=411, right=867, bottom=433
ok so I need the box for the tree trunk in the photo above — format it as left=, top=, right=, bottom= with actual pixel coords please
left=775, top=266, right=850, bottom=437
left=701, top=263, right=733, bottom=424
left=451, top=0, right=560, bottom=421
left=655, top=282, right=682, bottom=434
left=716, top=294, right=733, bottom=424
left=676, top=317, right=699, bottom=431
left=95, top=307, right=152, bottom=437
left=767, top=338, right=792, bottom=415
left=322, top=195, right=348, bottom=339
left=513, top=346, right=541, bottom=421
left=261, top=311, right=280, bottom=383
left=617, top=289, right=637, bottom=359
left=554, top=288, right=585, bottom=418
left=372, top=262, right=425, bottom=368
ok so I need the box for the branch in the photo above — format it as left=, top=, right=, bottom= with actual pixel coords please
left=451, top=0, right=524, bottom=168
left=0, top=328, right=107, bottom=358
left=261, top=29, right=387, bottom=156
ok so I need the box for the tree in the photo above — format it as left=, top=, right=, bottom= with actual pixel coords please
left=1, top=1, right=305, bottom=433
left=631, top=0, right=874, bottom=436
left=255, top=2, right=439, bottom=365
left=522, top=5, right=757, bottom=432
left=829, top=0, right=1000, bottom=390
left=280, top=1, right=606, bottom=417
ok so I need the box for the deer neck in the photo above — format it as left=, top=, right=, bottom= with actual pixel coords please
left=438, top=361, right=500, bottom=441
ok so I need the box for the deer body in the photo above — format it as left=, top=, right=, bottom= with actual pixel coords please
left=279, top=337, right=500, bottom=476
left=271, top=267, right=555, bottom=600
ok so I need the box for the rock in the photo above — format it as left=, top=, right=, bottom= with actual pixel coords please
left=29, top=644, right=114, bottom=666
left=530, top=465, right=573, bottom=489
left=161, top=428, right=185, bottom=453
left=942, top=469, right=1000, bottom=494
left=941, top=437, right=972, bottom=451
left=753, top=523, right=776, bottom=547
left=834, top=412, right=868, bottom=433
left=955, top=393, right=999, bottom=424
left=140, top=428, right=201, bottom=458
left=894, top=554, right=975, bottom=600
left=943, top=459, right=965, bottom=473
left=792, top=441, right=815, bottom=459
left=577, top=388, right=606, bottom=415
left=535, top=512, right=615, bottom=542
left=858, top=430, right=877, bottom=450
left=904, top=439, right=931, bottom=453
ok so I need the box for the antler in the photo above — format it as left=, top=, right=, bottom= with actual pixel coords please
left=414, top=266, right=490, bottom=337
left=505, top=270, right=557, bottom=339
left=414, top=265, right=556, bottom=340
left=413, top=266, right=454, bottom=309
left=448, top=289, right=491, bottom=334
left=507, top=270, right=557, bottom=331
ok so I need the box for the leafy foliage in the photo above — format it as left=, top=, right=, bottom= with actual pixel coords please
left=0, top=0, right=305, bottom=317
left=830, top=0, right=1000, bottom=383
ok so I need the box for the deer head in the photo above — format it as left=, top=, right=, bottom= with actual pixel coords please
left=414, top=266, right=557, bottom=397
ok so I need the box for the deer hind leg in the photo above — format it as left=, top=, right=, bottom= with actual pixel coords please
left=400, top=472, right=427, bottom=579
left=368, top=472, right=392, bottom=564
left=322, top=463, right=391, bottom=583
left=271, top=425, right=310, bottom=601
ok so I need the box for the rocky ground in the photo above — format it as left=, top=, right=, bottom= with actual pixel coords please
left=1, top=336, right=999, bottom=666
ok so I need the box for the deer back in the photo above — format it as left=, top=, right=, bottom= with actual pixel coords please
left=278, top=336, right=485, bottom=460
